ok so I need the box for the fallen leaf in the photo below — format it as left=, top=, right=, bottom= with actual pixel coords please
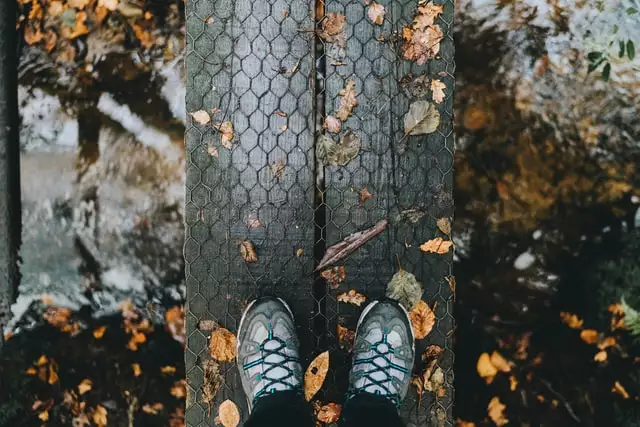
left=337, top=324, right=356, bottom=352
left=367, top=3, right=385, bottom=25
left=209, top=327, right=237, bottom=361
left=612, top=381, right=630, bottom=399
left=431, top=79, right=446, bottom=103
left=463, top=106, right=488, bottom=130
left=401, top=207, right=426, bottom=224
left=436, top=218, right=451, bottom=235
left=323, top=115, right=342, bottom=133
left=214, top=121, right=234, bottom=149
left=318, top=131, right=361, bottom=166
left=199, top=319, right=219, bottom=332
left=48, top=363, right=59, bottom=385
left=48, top=1, right=64, bottom=16
left=161, top=365, right=177, bottom=375
left=304, top=351, right=330, bottom=401
left=240, top=240, right=258, bottom=263
left=445, top=275, right=456, bottom=297
left=598, top=336, right=616, bottom=350
left=337, top=290, right=367, bottom=306
left=320, top=13, right=346, bottom=39
left=359, top=187, right=373, bottom=203
left=280, top=124, right=288, bottom=132
left=142, top=403, right=164, bottom=415
left=401, top=2, right=444, bottom=64
left=409, top=300, right=435, bottom=339
left=93, top=326, right=107, bottom=339
left=271, top=160, right=286, bottom=179
left=92, top=405, right=108, bottom=427
left=217, top=400, right=240, bottom=427
left=38, top=411, right=49, bottom=422
left=296, top=248, right=304, bottom=257
left=73, top=413, right=91, bottom=427
left=490, top=351, right=511, bottom=373
left=171, top=380, right=187, bottom=399
left=282, top=9, right=289, bottom=18
left=317, top=403, right=342, bottom=423
left=414, top=2, right=444, bottom=28
left=316, top=219, right=387, bottom=271
left=26, top=367, right=37, bottom=375
left=128, top=332, right=147, bottom=351
left=580, top=329, right=599, bottom=345
left=132, top=363, right=142, bottom=377
left=420, top=237, right=453, bottom=254
left=321, top=266, right=346, bottom=289
left=477, top=353, right=498, bottom=384
left=509, top=376, right=518, bottom=391
left=246, top=214, right=263, bottom=229
left=68, top=0, right=90, bottom=8
left=204, top=15, right=214, bottom=24
left=190, top=110, right=211, bottom=125
left=207, top=142, right=219, bottom=158
left=385, top=268, right=424, bottom=311
left=24, top=24, right=44, bottom=46
left=404, top=100, right=440, bottom=136
left=202, top=360, right=223, bottom=415
left=487, top=397, right=508, bottom=426
left=560, top=312, right=584, bottom=329
left=422, top=345, right=443, bottom=362
left=457, top=420, right=476, bottom=427
left=594, top=350, right=607, bottom=363
left=98, top=0, right=119, bottom=11
left=336, top=80, right=358, bottom=122
left=78, top=379, right=93, bottom=395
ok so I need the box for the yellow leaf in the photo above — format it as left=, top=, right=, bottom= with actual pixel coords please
left=476, top=353, right=498, bottom=384
left=420, top=237, right=453, bottom=254
left=490, top=351, right=511, bottom=373
left=161, top=366, right=177, bottom=375
left=612, top=381, right=630, bottom=399
left=170, top=380, right=186, bottom=399
left=98, top=0, right=119, bottom=11
left=598, top=336, right=616, bottom=350
left=367, top=3, right=385, bottom=25
left=317, top=402, right=342, bottom=423
left=93, top=326, right=107, bottom=339
left=68, top=0, right=90, bottom=9
left=509, top=376, right=518, bottom=391
left=431, top=79, right=446, bottom=104
left=594, top=350, right=607, bottom=363
left=580, top=329, right=599, bottom=344
left=38, top=410, right=49, bottom=422
left=78, top=379, right=93, bottom=395
left=239, top=240, right=258, bottom=263
left=48, top=364, right=59, bottom=385
left=304, top=351, right=329, bottom=401
left=132, top=363, right=142, bottom=377
left=190, top=110, right=211, bottom=125
left=217, top=400, right=240, bottom=427
left=209, top=327, right=237, bottom=362
left=560, top=312, right=584, bottom=329
left=409, top=300, right=435, bottom=339
left=92, top=405, right=108, bottom=427
left=336, top=290, right=367, bottom=307
left=487, top=396, right=509, bottom=426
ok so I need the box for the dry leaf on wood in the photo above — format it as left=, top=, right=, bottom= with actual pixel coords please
left=214, top=121, right=234, bottom=149
left=385, top=269, right=424, bottom=311
left=337, top=324, right=356, bottom=352
left=319, top=13, right=346, bottom=46
left=271, top=160, right=286, bottom=179
left=317, top=403, right=342, bottom=423
left=420, top=237, right=453, bottom=254
left=401, top=2, right=444, bottom=64
left=217, top=400, right=240, bottom=427
left=436, top=218, right=451, bottom=235
left=240, top=240, right=258, bottom=263
left=359, top=187, right=374, bottom=203
left=142, top=403, right=164, bottom=415
left=404, top=100, right=440, bottom=136
left=336, top=80, right=358, bottom=122
left=598, top=336, right=616, bottom=350
left=445, top=275, right=456, bottom=296
left=409, top=300, right=435, bottom=339
left=209, top=328, right=237, bottom=361
left=321, top=266, right=346, bottom=289
left=324, top=115, right=342, bottom=133
left=304, top=351, right=329, bottom=401
left=333, top=131, right=361, bottom=166
left=487, top=397, right=508, bottom=426
left=415, top=2, right=444, bottom=28
left=431, top=79, right=446, bottom=104
left=202, top=360, right=223, bottom=415
left=170, top=380, right=187, bottom=399
left=190, top=110, right=211, bottom=125
left=337, top=290, right=367, bottom=307
left=316, top=219, right=387, bottom=271
left=421, top=345, right=443, bottom=362
left=367, top=3, right=385, bottom=25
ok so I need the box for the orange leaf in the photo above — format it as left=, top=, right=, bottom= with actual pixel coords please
left=26, top=367, right=37, bottom=375
left=38, top=411, right=49, bottom=422
left=580, top=329, right=599, bottom=344
left=217, top=400, right=240, bottom=427
left=128, top=332, right=147, bottom=351
left=560, top=312, right=584, bottom=329
left=487, top=396, right=508, bottom=426
left=612, top=381, right=630, bottom=399
left=93, top=326, right=107, bottom=339
left=321, top=266, right=346, bottom=289
left=476, top=353, right=498, bottom=384
left=296, top=248, right=304, bottom=257
left=336, top=290, right=367, bottom=307
left=409, top=300, right=435, bottom=339
left=209, top=328, right=237, bottom=362
left=509, top=376, right=518, bottom=391
left=92, top=405, right=108, bottom=427
left=304, top=351, right=329, bottom=401
left=78, top=379, right=93, bottom=395
left=359, top=187, right=374, bottom=203
left=48, top=364, right=59, bottom=385
left=490, top=351, right=511, bottom=373
left=317, top=402, right=342, bottom=423
left=594, top=350, right=607, bottom=363
left=598, top=336, right=616, bottom=350
left=142, top=403, right=164, bottom=415
left=161, top=366, right=177, bottom=375
left=170, top=380, right=186, bottom=399
left=419, top=237, right=453, bottom=254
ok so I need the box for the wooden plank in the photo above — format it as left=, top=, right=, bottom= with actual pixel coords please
left=184, top=0, right=317, bottom=424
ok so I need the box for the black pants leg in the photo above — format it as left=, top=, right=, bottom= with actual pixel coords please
left=339, top=393, right=405, bottom=427
left=245, top=391, right=314, bottom=427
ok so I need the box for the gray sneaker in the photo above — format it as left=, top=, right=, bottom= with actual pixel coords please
left=347, top=299, right=415, bottom=406
left=237, top=297, right=303, bottom=410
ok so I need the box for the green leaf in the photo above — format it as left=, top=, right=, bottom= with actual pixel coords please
left=619, top=41, right=626, bottom=58
left=627, top=7, right=638, bottom=15
left=612, top=24, right=619, bottom=34
left=602, top=62, right=611, bottom=81
left=588, top=57, right=606, bottom=74
left=587, top=51, right=603, bottom=62
left=627, top=40, right=636, bottom=61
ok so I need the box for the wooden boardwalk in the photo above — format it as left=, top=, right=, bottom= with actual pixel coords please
left=185, top=0, right=455, bottom=425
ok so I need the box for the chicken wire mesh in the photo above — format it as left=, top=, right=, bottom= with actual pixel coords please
left=184, top=0, right=454, bottom=424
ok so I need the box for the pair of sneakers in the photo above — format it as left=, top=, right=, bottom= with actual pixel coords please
left=237, top=297, right=415, bottom=411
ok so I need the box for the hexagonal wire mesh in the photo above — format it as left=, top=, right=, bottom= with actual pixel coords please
left=184, top=0, right=454, bottom=425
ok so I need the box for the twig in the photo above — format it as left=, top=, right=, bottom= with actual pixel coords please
left=539, top=378, right=581, bottom=424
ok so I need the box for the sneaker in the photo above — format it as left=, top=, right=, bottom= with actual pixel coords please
left=347, top=299, right=415, bottom=407
left=237, top=296, right=303, bottom=410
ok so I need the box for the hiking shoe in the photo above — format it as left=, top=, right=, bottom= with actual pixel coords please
left=237, top=297, right=303, bottom=410
left=347, top=299, right=415, bottom=407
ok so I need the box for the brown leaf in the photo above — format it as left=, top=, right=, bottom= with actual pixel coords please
left=304, top=351, right=329, bottom=401
left=190, top=110, right=211, bottom=125
left=436, top=218, right=451, bottom=235
left=409, top=300, right=435, bottom=339
left=271, top=160, right=286, bottom=179
left=320, top=13, right=345, bottom=38
left=367, top=3, right=386, bottom=25
left=337, top=290, right=367, bottom=307
left=414, top=2, right=444, bottom=29
left=48, top=1, right=64, bottom=16
left=580, top=329, right=599, bottom=345
left=560, top=312, right=584, bottom=329
left=337, top=324, right=355, bottom=352
left=420, top=237, right=453, bottom=254
left=132, top=363, right=142, bottom=377
left=431, top=79, right=446, bottom=104
left=445, top=275, right=456, bottom=297
left=336, top=80, right=358, bottom=122
left=359, top=187, right=374, bottom=203
left=318, top=131, right=361, bottom=166
left=612, top=381, right=630, bottom=399
left=217, top=400, right=240, bottom=427
left=142, top=403, right=164, bottom=415
left=93, top=326, right=107, bottom=339
left=202, top=360, right=223, bottom=414
left=404, top=100, right=440, bottom=136
left=321, top=266, right=346, bottom=289
left=98, top=0, right=119, bottom=11
left=317, top=403, right=342, bottom=423
left=598, top=336, right=616, bottom=350
left=214, top=121, right=234, bottom=149
left=296, top=248, right=304, bottom=257
left=401, top=15, right=444, bottom=65
left=209, top=328, right=237, bottom=362
left=487, top=397, right=508, bottom=426
left=421, top=345, right=443, bottom=362
left=457, top=420, right=476, bottom=427
left=240, top=240, right=258, bottom=263
left=92, top=405, right=108, bottom=427
left=490, top=351, right=511, bottom=373
left=323, top=115, right=342, bottom=133
left=247, top=214, right=263, bottom=228
left=24, top=23, right=44, bottom=46
left=171, top=380, right=187, bottom=399
left=68, top=0, right=90, bottom=8
left=477, top=352, right=498, bottom=384
left=78, top=379, right=93, bottom=395
left=316, top=219, right=387, bottom=271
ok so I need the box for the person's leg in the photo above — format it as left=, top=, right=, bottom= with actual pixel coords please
left=340, top=299, right=415, bottom=427
left=237, top=296, right=314, bottom=427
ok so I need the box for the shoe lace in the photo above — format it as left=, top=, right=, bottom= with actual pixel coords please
left=351, top=333, right=408, bottom=407
left=242, top=327, right=300, bottom=403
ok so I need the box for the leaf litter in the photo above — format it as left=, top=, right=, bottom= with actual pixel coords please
left=431, top=79, right=447, bottom=104
left=304, top=351, right=330, bottom=401
left=401, top=1, right=444, bottom=65
left=316, top=219, right=388, bottom=271
left=316, top=131, right=361, bottom=167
